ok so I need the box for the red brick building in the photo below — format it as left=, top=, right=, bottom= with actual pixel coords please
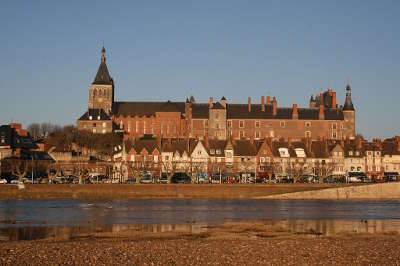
left=78, top=48, right=356, bottom=141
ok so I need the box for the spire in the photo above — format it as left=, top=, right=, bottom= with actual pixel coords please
left=93, top=47, right=112, bottom=85
left=343, top=84, right=355, bottom=111
left=101, top=46, right=106, bottom=63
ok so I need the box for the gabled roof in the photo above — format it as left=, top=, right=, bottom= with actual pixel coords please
left=131, top=139, right=160, bottom=154
left=233, top=140, right=258, bottom=156
left=78, top=109, right=111, bottom=121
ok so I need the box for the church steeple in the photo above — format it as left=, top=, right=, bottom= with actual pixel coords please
left=343, top=84, right=355, bottom=111
left=93, top=47, right=112, bottom=85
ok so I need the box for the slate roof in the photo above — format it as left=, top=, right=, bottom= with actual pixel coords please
left=233, top=140, right=258, bottom=156
left=382, top=141, right=400, bottom=156
left=93, top=49, right=112, bottom=85
left=111, top=101, right=344, bottom=120
left=78, top=109, right=111, bottom=121
left=113, top=101, right=186, bottom=117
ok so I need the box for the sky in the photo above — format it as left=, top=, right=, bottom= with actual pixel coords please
left=0, top=0, right=399, bottom=140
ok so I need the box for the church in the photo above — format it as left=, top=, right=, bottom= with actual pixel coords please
left=77, top=48, right=355, bottom=141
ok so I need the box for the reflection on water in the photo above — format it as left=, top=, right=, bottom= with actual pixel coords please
left=2, top=199, right=400, bottom=241
left=0, top=223, right=207, bottom=241
left=1, top=219, right=400, bottom=241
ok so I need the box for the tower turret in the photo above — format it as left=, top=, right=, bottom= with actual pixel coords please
left=88, top=47, right=114, bottom=115
left=342, top=84, right=355, bottom=139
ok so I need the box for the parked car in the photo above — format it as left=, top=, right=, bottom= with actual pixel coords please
left=196, top=173, right=208, bottom=183
left=159, top=174, right=168, bottom=184
left=383, top=172, right=400, bottom=182
left=324, top=175, right=346, bottom=183
left=140, top=174, right=153, bottom=184
left=211, top=174, right=222, bottom=184
left=171, top=173, right=191, bottom=184
left=0, top=179, right=7, bottom=184
left=347, top=172, right=368, bottom=183
left=10, top=179, right=19, bottom=184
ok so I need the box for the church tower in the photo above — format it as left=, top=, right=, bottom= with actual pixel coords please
left=88, top=47, right=114, bottom=115
left=342, top=84, right=355, bottom=139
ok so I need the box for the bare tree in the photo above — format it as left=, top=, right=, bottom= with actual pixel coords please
left=162, top=159, right=179, bottom=183
left=27, top=123, right=40, bottom=140
left=10, top=159, right=28, bottom=182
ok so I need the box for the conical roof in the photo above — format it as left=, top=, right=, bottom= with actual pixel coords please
left=343, top=84, right=355, bottom=111
left=92, top=47, right=112, bottom=85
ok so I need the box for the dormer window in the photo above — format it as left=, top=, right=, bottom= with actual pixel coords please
left=355, top=151, right=360, bottom=156
left=349, top=151, right=353, bottom=156
left=216, top=149, right=221, bottom=155
left=210, top=149, right=215, bottom=154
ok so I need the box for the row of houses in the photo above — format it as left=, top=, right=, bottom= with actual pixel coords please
left=114, top=135, right=400, bottom=180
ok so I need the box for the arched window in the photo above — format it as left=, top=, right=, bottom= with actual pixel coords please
left=93, top=90, right=97, bottom=97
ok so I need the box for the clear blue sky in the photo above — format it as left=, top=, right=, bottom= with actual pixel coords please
left=0, top=0, right=399, bottom=139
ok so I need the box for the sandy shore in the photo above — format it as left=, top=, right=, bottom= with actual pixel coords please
left=0, top=183, right=351, bottom=200
left=1, top=222, right=399, bottom=265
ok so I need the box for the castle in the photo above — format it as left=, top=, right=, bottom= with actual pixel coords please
left=77, top=47, right=355, bottom=141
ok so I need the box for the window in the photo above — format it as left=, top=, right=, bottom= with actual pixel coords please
left=240, top=131, right=244, bottom=138
left=255, top=121, right=260, bottom=128
left=167, top=123, right=170, bottom=134
left=355, top=151, right=360, bottom=156
left=305, top=131, right=311, bottom=138
left=216, top=149, right=221, bottom=155
left=92, top=128, right=96, bottom=133
left=239, top=121, right=244, bottom=128
left=127, top=122, right=131, bottom=133
left=89, top=116, right=92, bottom=120
left=205, top=120, right=208, bottom=128
left=151, top=124, right=154, bottom=134
left=210, top=149, right=215, bottom=154
left=305, top=121, right=311, bottom=128
left=255, top=131, right=260, bottom=139
left=120, top=121, right=123, bottom=129
left=197, top=150, right=202, bottom=155
left=332, top=131, right=337, bottom=139
left=1, top=139, right=4, bottom=144
left=332, top=123, right=337, bottom=130
left=130, top=155, right=135, bottom=162
left=227, top=120, right=232, bottom=127
left=93, top=123, right=96, bottom=128
left=226, top=151, right=232, bottom=157
left=216, top=123, right=219, bottom=129
left=102, top=129, right=106, bottom=134
left=215, top=113, right=219, bottom=119
left=97, top=116, right=100, bottom=120
left=349, top=151, right=353, bottom=156
left=143, top=121, right=146, bottom=133
left=280, top=121, right=286, bottom=128
left=136, top=121, right=139, bottom=132
left=367, top=151, right=372, bottom=156
left=154, top=155, right=158, bottom=163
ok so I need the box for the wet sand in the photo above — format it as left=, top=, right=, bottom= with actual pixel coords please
left=1, top=222, right=399, bottom=265
left=0, top=183, right=352, bottom=200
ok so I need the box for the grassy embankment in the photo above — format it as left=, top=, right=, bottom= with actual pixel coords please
left=0, top=183, right=350, bottom=200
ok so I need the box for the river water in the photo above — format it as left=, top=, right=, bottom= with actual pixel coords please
left=1, top=199, right=400, bottom=240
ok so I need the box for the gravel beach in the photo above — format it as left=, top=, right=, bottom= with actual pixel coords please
left=1, top=222, right=400, bottom=266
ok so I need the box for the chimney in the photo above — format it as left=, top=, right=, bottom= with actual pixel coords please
left=204, top=134, right=209, bottom=149
left=266, top=96, right=271, bottom=105
left=319, top=104, right=325, bottom=120
left=355, top=137, right=362, bottom=150
left=272, top=97, right=277, bottom=116
left=261, top=96, right=265, bottom=112
left=397, top=137, right=400, bottom=152
left=186, top=137, right=190, bottom=152
left=209, top=97, right=213, bottom=109
left=332, top=92, right=337, bottom=108
left=374, top=138, right=382, bottom=149
left=292, top=104, right=298, bottom=119
left=248, top=97, right=251, bottom=112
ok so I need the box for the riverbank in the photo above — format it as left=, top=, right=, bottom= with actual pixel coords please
left=1, top=221, right=399, bottom=265
left=0, top=183, right=348, bottom=200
